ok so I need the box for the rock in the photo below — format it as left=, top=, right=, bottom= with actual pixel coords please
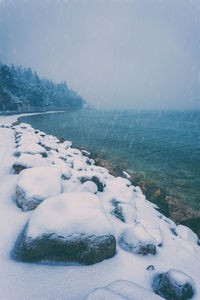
left=167, top=196, right=200, bottom=223
left=84, top=280, right=163, bottom=300
left=80, top=176, right=105, bottom=192
left=15, top=192, right=116, bottom=264
left=175, top=225, right=198, bottom=244
left=152, top=269, right=195, bottom=300
left=147, top=265, right=155, bottom=271
left=77, top=181, right=98, bottom=194
left=118, top=223, right=157, bottom=255
left=110, top=198, right=137, bottom=223
left=16, top=166, right=62, bottom=211
left=73, top=159, right=86, bottom=171
left=181, top=218, right=200, bottom=239
left=13, top=153, right=49, bottom=174
left=14, top=142, right=47, bottom=157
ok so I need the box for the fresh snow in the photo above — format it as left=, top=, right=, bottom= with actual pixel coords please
left=0, top=113, right=200, bottom=300
left=16, top=166, right=62, bottom=211
left=27, top=192, right=113, bottom=238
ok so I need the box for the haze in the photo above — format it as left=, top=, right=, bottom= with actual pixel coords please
left=0, top=0, right=200, bottom=110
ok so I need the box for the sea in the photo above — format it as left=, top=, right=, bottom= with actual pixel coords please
left=19, top=109, right=200, bottom=210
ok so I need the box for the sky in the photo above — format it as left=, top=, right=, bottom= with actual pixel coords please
left=0, top=0, right=200, bottom=110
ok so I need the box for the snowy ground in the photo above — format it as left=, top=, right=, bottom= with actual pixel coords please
left=0, top=113, right=200, bottom=300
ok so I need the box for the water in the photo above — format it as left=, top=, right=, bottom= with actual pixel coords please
left=20, top=110, right=200, bottom=210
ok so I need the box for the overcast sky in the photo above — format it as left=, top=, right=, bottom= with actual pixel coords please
left=0, top=0, right=200, bottom=110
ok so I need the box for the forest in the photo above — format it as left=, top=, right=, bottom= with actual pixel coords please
left=0, top=63, right=85, bottom=112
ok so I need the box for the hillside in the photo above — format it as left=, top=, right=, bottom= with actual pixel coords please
left=0, top=63, right=85, bottom=112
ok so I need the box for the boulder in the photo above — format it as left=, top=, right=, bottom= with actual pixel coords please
left=77, top=181, right=98, bottom=194
left=118, top=223, right=157, bottom=255
left=15, top=142, right=47, bottom=157
left=110, top=198, right=137, bottom=223
left=80, top=176, right=105, bottom=192
left=16, top=166, right=62, bottom=211
left=15, top=192, right=116, bottom=264
left=13, top=153, right=49, bottom=174
left=152, top=269, right=195, bottom=299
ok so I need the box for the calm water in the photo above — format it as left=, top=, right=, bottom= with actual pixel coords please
left=20, top=110, right=200, bottom=210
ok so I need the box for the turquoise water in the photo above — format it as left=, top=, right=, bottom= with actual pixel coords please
left=20, top=110, right=200, bottom=210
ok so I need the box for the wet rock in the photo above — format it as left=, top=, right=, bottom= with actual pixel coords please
left=152, top=269, right=195, bottom=300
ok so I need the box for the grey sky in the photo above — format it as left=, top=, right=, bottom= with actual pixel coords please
left=0, top=0, right=200, bottom=109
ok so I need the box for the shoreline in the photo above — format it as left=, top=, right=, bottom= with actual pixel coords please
left=2, top=110, right=200, bottom=236
left=0, top=113, right=199, bottom=299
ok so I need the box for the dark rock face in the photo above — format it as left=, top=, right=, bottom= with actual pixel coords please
left=147, top=265, right=155, bottom=271
left=80, top=176, right=105, bottom=192
left=136, top=244, right=156, bottom=256
left=13, top=163, right=27, bottom=174
left=110, top=199, right=125, bottom=223
left=14, top=228, right=116, bottom=265
left=152, top=270, right=195, bottom=300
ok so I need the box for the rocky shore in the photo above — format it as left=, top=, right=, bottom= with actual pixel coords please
left=86, top=153, right=200, bottom=238
left=0, top=115, right=199, bottom=299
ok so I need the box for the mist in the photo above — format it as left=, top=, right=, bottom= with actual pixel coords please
left=0, top=0, right=200, bottom=110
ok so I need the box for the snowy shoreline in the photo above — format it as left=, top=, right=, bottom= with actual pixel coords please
left=0, top=113, right=200, bottom=299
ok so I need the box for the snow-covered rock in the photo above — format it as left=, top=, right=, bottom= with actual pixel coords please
left=16, top=166, right=62, bottom=211
left=152, top=269, right=196, bottom=299
left=80, top=175, right=105, bottom=192
left=118, top=222, right=157, bottom=255
left=15, top=142, right=47, bottom=157
left=13, top=153, right=49, bottom=173
left=84, top=280, right=163, bottom=300
left=175, top=225, right=198, bottom=245
left=77, top=181, right=98, bottom=194
left=110, top=198, right=137, bottom=223
left=15, top=192, right=116, bottom=264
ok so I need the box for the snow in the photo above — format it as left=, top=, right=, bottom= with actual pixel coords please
left=13, top=153, right=49, bottom=169
left=175, top=224, right=198, bottom=244
left=15, top=142, right=47, bottom=156
left=84, top=287, right=127, bottom=300
left=16, top=166, right=62, bottom=211
left=85, top=280, right=163, bottom=299
left=77, top=181, right=98, bottom=194
left=167, top=269, right=195, bottom=286
left=118, top=223, right=157, bottom=255
left=0, top=113, right=200, bottom=300
left=107, top=280, right=163, bottom=299
left=27, top=192, right=113, bottom=238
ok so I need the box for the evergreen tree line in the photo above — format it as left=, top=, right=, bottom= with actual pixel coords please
left=0, top=62, right=85, bottom=111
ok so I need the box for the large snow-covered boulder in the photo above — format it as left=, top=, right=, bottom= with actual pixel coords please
left=16, top=166, right=62, bottom=211
left=15, top=142, right=47, bottom=157
left=13, top=153, right=49, bottom=173
left=15, top=192, right=116, bottom=264
left=118, top=223, right=157, bottom=255
left=84, top=280, right=163, bottom=300
left=152, top=269, right=196, bottom=300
